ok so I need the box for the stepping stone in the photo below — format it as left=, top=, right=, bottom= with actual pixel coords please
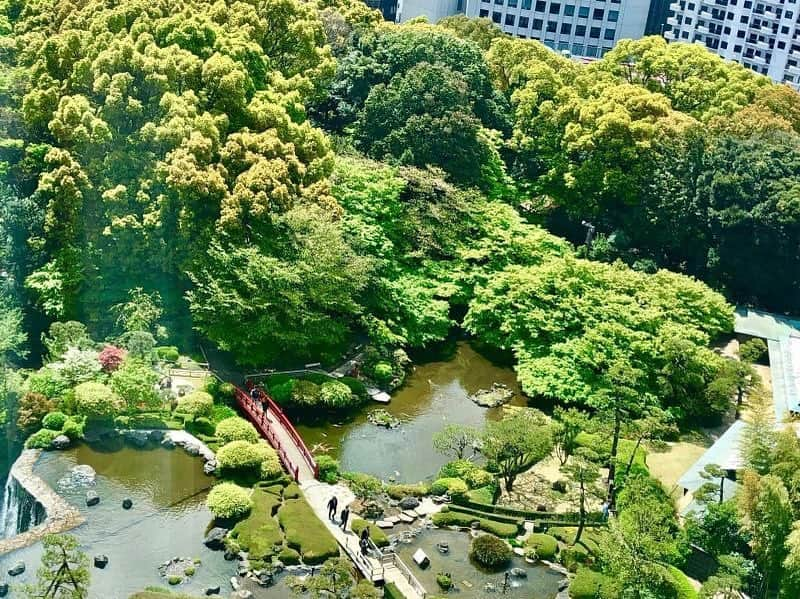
left=413, top=508, right=428, bottom=518
left=398, top=513, right=415, bottom=524
left=376, top=520, right=394, bottom=529
left=401, top=510, right=418, bottom=520
left=385, top=515, right=401, bottom=524
left=513, top=547, right=525, bottom=557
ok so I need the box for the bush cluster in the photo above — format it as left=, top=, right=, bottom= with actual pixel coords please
left=569, top=567, right=619, bottom=599
left=175, top=391, right=213, bottom=418
left=74, top=382, right=124, bottom=419
left=25, top=428, right=60, bottom=449
left=42, top=411, right=68, bottom=431
left=315, top=455, right=340, bottom=484
left=430, top=477, right=469, bottom=498
left=470, top=534, right=512, bottom=569
left=525, top=533, right=558, bottom=560
left=216, top=441, right=282, bottom=479
left=206, top=483, right=252, bottom=520
left=432, top=510, right=519, bottom=537
left=386, top=482, right=430, bottom=499
left=215, top=417, right=259, bottom=444
left=350, top=518, right=389, bottom=547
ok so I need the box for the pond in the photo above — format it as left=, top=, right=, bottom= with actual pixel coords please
left=296, top=342, right=527, bottom=483
left=395, top=528, right=563, bottom=598
left=0, top=444, right=245, bottom=598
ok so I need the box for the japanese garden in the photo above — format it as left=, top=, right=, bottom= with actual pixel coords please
left=0, top=0, right=800, bottom=598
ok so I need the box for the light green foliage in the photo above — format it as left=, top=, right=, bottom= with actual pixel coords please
left=25, top=428, right=59, bottom=449
left=49, top=347, right=102, bottom=387
left=21, top=534, right=89, bottom=599
left=525, top=533, right=558, bottom=560
left=319, top=381, right=353, bottom=409
left=431, top=509, right=518, bottom=537
left=61, top=417, right=85, bottom=440
left=229, top=488, right=283, bottom=560
left=430, top=478, right=469, bottom=499
left=215, top=417, right=259, bottom=444
left=278, top=498, right=339, bottom=564
left=740, top=338, right=768, bottom=364
left=206, top=482, right=252, bottom=520
left=40, top=321, right=90, bottom=361
left=469, top=534, right=512, bottom=569
left=41, top=411, right=68, bottom=431
left=175, top=391, right=213, bottom=418
left=315, top=454, right=340, bottom=484
left=343, top=471, right=382, bottom=500
left=110, top=359, right=161, bottom=413
left=216, top=440, right=280, bottom=478
left=569, top=567, right=619, bottom=599
left=432, top=425, right=480, bottom=460
left=74, top=381, right=124, bottom=419
left=350, top=518, right=389, bottom=547
left=112, top=288, right=164, bottom=336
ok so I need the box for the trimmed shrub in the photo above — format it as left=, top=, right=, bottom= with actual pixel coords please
left=128, top=413, right=170, bottom=429
left=351, top=518, right=390, bottom=547
left=155, top=346, right=180, bottom=363
left=432, top=510, right=519, bottom=537
left=217, top=441, right=280, bottom=479
left=373, top=362, right=393, bottom=383
left=61, top=417, right=85, bottom=440
left=569, top=567, right=619, bottom=599
left=270, top=380, right=295, bottom=406
left=291, top=380, right=321, bottom=407
left=229, top=489, right=284, bottom=559
left=319, top=381, right=354, bottom=409
left=466, top=486, right=495, bottom=504
left=342, top=471, right=382, bottom=500
left=215, top=417, right=259, bottom=444
left=665, top=565, right=699, bottom=599
left=278, top=546, right=300, bottom=565
left=525, top=533, right=558, bottom=560
left=430, top=477, right=468, bottom=499
left=175, top=391, right=213, bottom=418
left=98, top=345, right=127, bottom=372
left=384, top=582, right=406, bottom=599
left=470, top=534, right=512, bottom=569
left=25, top=428, right=59, bottom=449
left=211, top=405, right=236, bottom=424
left=277, top=498, right=339, bottom=564
left=465, top=469, right=494, bottom=489
left=386, top=483, right=430, bottom=500
left=42, top=411, right=68, bottom=431
left=74, top=382, right=124, bottom=419
left=316, top=455, right=340, bottom=484
left=190, top=417, right=215, bottom=436
left=438, top=459, right=477, bottom=480
left=206, top=482, right=252, bottom=520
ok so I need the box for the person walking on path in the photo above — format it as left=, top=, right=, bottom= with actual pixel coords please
left=359, top=527, right=370, bottom=555
left=339, top=506, right=350, bottom=531
left=327, top=496, right=338, bottom=521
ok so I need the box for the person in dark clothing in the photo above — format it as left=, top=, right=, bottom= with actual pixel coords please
left=339, top=506, right=350, bottom=530
left=360, top=537, right=369, bottom=556
left=327, top=496, right=338, bottom=521
left=250, top=386, right=259, bottom=402
left=360, top=527, right=370, bottom=542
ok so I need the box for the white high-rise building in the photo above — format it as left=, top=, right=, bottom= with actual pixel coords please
left=463, top=0, right=654, bottom=58
left=664, top=0, right=800, bottom=86
left=397, top=0, right=463, bottom=22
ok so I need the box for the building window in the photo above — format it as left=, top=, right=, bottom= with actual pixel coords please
left=593, top=8, right=604, bottom=18
left=685, top=17, right=692, bottom=24
left=590, top=25, right=601, bottom=37
left=740, top=15, right=748, bottom=22
left=744, top=0, right=752, bottom=7
left=509, top=0, right=518, bottom=5
left=480, top=8, right=489, bottom=16
left=547, top=20, right=558, bottom=31
left=724, top=26, right=731, bottom=33
left=533, top=18, right=544, bottom=28
left=688, top=2, right=694, bottom=8
left=576, top=24, right=587, bottom=35
left=493, top=11, right=502, bottom=22
left=721, top=41, right=728, bottom=48
left=495, top=0, right=504, bottom=4
left=561, top=22, right=572, bottom=33
left=550, top=2, right=561, bottom=13
left=737, top=29, right=745, bottom=37
left=787, top=10, right=793, bottom=17
left=604, top=28, right=615, bottom=39
left=520, top=15, right=530, bottom=27
left=522, top=0, right=532, bottom=8
left=565, top=4, right=575, bottom=15
left=558, top=41, right=570, bottom=50
left=535, top=0, right=546, bottom=10
left=783, top=25, right=790, bottom=33
left=572, top=43, right=585, bottom=54
left=779, top=40, right=787, bottom=48
left=586, top=45, right=598, bottom=56
left=505, top=13, right=516, bottom=25
left=608, top=10, right=619, bottom=20
left=734, top=44, right=742, bottom=52
left=682, top=30, right=689, bottom=38
left=579, top=6, right=590, bottom=16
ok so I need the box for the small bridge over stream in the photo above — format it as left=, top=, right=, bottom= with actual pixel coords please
left=232, top=385, right=427, bottom=598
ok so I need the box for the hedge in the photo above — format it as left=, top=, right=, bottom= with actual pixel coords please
left=350, top=518, right=390, bottom=547
left=665, top=565, right=699, bottom=599
left=446, top=504, right=523, bottom=527
left=277, top=498, right=339, bottom=564
left=384, top=582, right=407, bottom=599
left=432, top=510, right=519, bottom=537
left=453, top=497, right=604, bottom=524
left=386, top=483, right=430, bottom=500
left=525, top=533, right=558, bottom=560
left=569, top=567, right=619, bottom=599
left=470, top=534, right=512, bottom=569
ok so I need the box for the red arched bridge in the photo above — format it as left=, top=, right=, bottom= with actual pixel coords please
left=234, top=383, right=319, bottom=482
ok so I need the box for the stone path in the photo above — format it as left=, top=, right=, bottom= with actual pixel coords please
left=300, top=480, right=425, bottom=599
left=0, top=450, right=84, bottom=555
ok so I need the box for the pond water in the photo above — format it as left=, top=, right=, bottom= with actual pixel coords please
left=296, top=343, right=527, bottom=483
left=0, top=445, right=241, bottom=598
left=395, top=528, right=563, bottom=598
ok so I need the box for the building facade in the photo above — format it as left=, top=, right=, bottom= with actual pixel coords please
left=395, top=0, right=463, bottom=22
left=463, top=0, right=653, bottom=57
left=664, top=0, right=800, bottom=86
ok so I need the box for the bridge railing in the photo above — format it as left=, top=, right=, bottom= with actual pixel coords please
left=384, top=551, right=427, bottom=598
left=234, top=387, right=317, bottom=481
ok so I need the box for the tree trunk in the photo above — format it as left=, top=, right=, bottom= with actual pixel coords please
left=735, top=385, right=744, bottom=420
left=574, top=480, right=586, bottom=545
left=607, top=413, right=621, bottom=507
left=719, top=476, right=725, bottom=504
left=624, top=436, right=644, bottom=477
left=504, top=473, right=516, bottom=492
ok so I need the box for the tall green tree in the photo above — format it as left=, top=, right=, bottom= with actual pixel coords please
left=22, top=534, right=89, bottom=599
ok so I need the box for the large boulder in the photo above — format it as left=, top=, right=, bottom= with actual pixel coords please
left=123, top=430, right=150, bottom=448
left=161, top=437, right=176, bottom=450
left=94, top=555, right=109, bottom=569
left=7, top=562, right=24, bottom=576
left=51, top=435, right=71, bottom=450
left=148, top=430, right=166, bottom=443
left=204, top=586, right=220, bottom=596
left=86, top=491, right=100, bottom=507
left=203, top=527, right=228, bottom=550
left=0, top=582, right=8, bottom=596
left=203, top=460, right=217, bottom=475
left=470, top=383, right=513, bottom=408
left=398, top=496, right=420, bottom=510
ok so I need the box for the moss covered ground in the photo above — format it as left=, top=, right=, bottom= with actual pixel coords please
left=278, top=496, right=339, bottom=564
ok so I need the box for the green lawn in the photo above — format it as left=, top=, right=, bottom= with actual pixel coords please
left=229, top=488, right=284, bottom=559
left=278, top=496, right=339, bottom=564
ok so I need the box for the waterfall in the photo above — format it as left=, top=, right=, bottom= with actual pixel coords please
left=0, top=475, right=44, bottom=538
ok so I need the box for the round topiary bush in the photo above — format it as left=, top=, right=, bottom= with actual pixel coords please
left=525, top=533, right=558, bottom=560
left=438, top=459, right=476, bottom=479
left=207, top=482, right=252, bottom=520
left=215, top=416, right=259, bottom=444
left=316, top=455, right=340, bottom=484
left=290, top=380, right=321, bottom=407
left=430, top=477, right=469, bottom=498
left=319, top=381, right=354, bottom=410
left=74, top=382, right=124, bottom=419
left=25, top=428, right=59, bottom=449
left=175, top=391, right=213, bottom=418
left=61, top=417, right=85, bottom=440
left=216, top=441, right=281, bottom=480
left=191, top=417, right=215, bottom=436
left=42, top=411, right=68, bottom=431
left=470, top=534, right=512, bottom=570
left=372, top=362, right=393, bottom=383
